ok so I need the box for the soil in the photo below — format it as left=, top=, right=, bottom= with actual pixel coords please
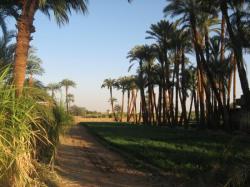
left=55, top=124, right=169, bottom=187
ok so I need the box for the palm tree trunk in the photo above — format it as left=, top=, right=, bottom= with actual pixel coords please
left=204, top=30, right=213, bottom=128
left=221, top=2, right=250, bottom=111
left=152, top=89, right=157, bottom=125
left=133, top=90, right=138, bottom=123
left=165, top=88, right=173, bottom=125
left=66, top=87, right=69, bottom=113
left=163, top=50, right=170, bottom=125
left=14, top=1, right=37, bottom=95
left=175, top=55, right=180, bottom=126
left=128, top=89, right=136, bottom=121
left=233, top=56, right=237, bottom=109
left=162, top=88, right=167, bottom=124
left=170, top=61, right=176, bottom=126
left=220, top=15, right=226, bottom=107
left=139, top=62, right=148, bottom=124
left=187, top=90, right=194, bottom=127
left=139, top=101, right=142, bottom=123
left=120, top=90, right=125, bottom=122
left=197, top=67, right=205, bottom=127
left=157, top=85, right=162, bottom=125
left=227, top=54, right=234, bottom=109
left=191, top=15, right=228, bottom=129
left=110, top=87, right=116, bottom=120
left=127, top=90, right=130, bottom=122
left=181, top=50, right=187, bottom=127
left=150, top=86, right=155, bottom=124
left=194, top=89, right=200, bottom=125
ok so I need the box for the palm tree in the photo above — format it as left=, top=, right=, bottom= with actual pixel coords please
left=67, top=93, right=74, bottom=109
left=219, top=0, right=250, bottom=110
left=128, top=45, right=151, bottom=124
left=47, top=83, right=61, bottom=99
left=0, top=0, right=88, bottom=95
left=26, top=48, right=44, bottom=87
left=146, top=20, right=175, bottom=125
left=164, top=0, right=228, bottom=128
left=101, top=78, right=117, bottom=121
left=114, top=104, right=122, bottom=119
left=123, top=76, right=137, bottom=122
left=137, top=45, right=156, bottom=124
left=115, top=76, right=129, bottom=122
left=60, top=79, right=76, bottom=113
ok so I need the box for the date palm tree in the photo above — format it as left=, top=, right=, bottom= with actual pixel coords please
left=146, top=20, right=175, bottom=124
left=26, top=48, right=44, bottom=87
left=60, top=79, right=76, bottom=113
left=128, top=45, right=150, bottom=124
left=67, top=93, right=74, bottom=109
left=140, top=45, right=157, bottom=124
left=219, top=0, right=250, bottom=110
left=115, top=76, right=129, bottom=122
left=164, top=0, right=227, bottom=128
left=47, top=83, right=61, bottom=99
left=0, top=0, right=88, bottom=95
left=101, top=78, right=117, bottom=121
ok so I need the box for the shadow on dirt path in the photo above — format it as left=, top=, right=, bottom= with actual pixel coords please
left=55, top=124, right=169, bottom=187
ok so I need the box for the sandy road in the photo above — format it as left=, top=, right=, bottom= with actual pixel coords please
left=55, top=124, right=168, bottom=187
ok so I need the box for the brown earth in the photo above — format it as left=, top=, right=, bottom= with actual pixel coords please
left=73, top=116, right=127, bottom=123
left=55, top=123, right=169, bottom=187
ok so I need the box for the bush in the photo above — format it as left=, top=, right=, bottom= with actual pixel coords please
left=0, top=68, right=72, bottom=186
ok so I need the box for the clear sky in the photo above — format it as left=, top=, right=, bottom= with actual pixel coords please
left=6, top=0, right=249, bottom=112
left=29, top=0, right=166, bottom=112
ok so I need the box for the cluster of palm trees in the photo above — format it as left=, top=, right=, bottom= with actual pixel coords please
left=102, top=77, right=138, bottom=122
left=103, top=0, right=250, bottom=130
left=47, top=79, right=76, bottom=113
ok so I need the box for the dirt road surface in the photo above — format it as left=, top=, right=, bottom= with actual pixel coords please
left=55, top=124, right=168, bottom=187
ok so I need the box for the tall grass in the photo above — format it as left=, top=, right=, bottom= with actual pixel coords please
left=0, top=68, right=72, bottom=186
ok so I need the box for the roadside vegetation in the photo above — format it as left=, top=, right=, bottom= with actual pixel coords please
left=0, top=1, right=86, bottom=185
left=85, top=122, right=250, bottom=187
left=0, top=67, right=73, bottom=186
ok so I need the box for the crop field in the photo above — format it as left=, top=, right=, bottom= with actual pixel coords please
left=83, top=122, right=250, bottom=186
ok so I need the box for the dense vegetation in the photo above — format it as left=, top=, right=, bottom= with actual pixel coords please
left=0, top=0, right=87, bottom=185
left=103, top=0, right=250, bottom=131
left=85, top=122, right=250, bottom=187
left=0, top=68, right=73, bottom=186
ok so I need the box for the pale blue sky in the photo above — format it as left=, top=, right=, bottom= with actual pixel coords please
left=31, top=0, right=166, bottom=111
left=6, top=0, right=249, bottom=111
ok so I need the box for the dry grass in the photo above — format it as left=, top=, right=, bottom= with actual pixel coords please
left=74, top=116, right=124, bottom=123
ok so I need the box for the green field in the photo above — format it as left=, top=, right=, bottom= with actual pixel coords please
left=83, top=122, right=250, bottom=186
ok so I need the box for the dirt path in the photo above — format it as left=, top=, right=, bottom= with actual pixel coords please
left=55, top=124, right=168, bottom=187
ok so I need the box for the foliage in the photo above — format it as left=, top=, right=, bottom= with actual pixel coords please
left=26, top=48, right=44, bottom=77
left=0, top=67, right=72, bottom=186
left=0, top=74, right=49, bottom=186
